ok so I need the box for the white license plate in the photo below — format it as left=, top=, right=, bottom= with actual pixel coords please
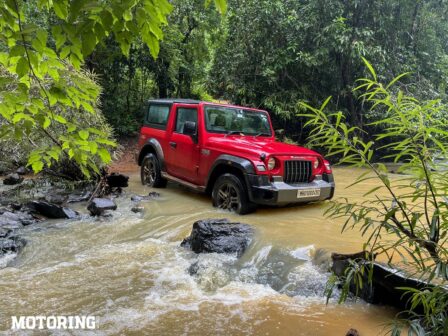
left=297, top=188, right=321, bottom=198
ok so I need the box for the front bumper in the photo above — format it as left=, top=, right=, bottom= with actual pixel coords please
left=246, top=173, right=335, bottom=205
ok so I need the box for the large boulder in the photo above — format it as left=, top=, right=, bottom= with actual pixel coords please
left=27, top=201, right=78, bottom=219
left=181, top=219, right=254, bottom=257
left=87, top=198, right=117, bottom=216
left=331, top=252, right=434, bottom=311
left=3, top=173, right=24, bottom=185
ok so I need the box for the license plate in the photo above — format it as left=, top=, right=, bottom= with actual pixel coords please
left=297, top=188, right=320, bottom=198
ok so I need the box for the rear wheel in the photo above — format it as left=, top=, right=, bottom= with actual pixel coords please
left=212, top=173, right=256, bottom=215
left=141, top=154, right=167, bottom=188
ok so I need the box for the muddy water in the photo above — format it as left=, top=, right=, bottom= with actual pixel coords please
left=0, top=167, right=397, bottom=335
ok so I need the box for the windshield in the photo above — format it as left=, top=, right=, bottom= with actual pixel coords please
left=204, top=105, right=272, bottom=136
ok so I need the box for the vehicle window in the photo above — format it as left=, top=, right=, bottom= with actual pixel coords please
left=175, top=108, right=198, bottom=134
left=146, top=104, right=170, bottom=128
left=204, top=105, right=271, bottom=136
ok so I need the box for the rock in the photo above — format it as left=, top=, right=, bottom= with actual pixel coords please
left=131, top=206, right=144, bottom=213
left=131, top=195, right=144, bottom=202
left=87, top=198, right=117, bottom=216
left=147, top=191, right=160, bottom=198
left=0, top=228, right=12, bottom=238
left=27, top=201, right=78, bottom=219
left=44, top=193, right=68, bottom=205
left=181, top=218, right=254, bottom=257
left=346, top=329, right=359, bottom=336
left=0, top=210, right=35, bottom=226
left=16, top=166, right=28, bottom=175
left=3, top=173, right=24, bottom=185
left=331, top=252, right=434, bottom=311
left=106, top=173, right=129, bottom=188
left=0, top=236, right=26, bottom=255
left=9, top=203, right=22, bottom=211
left=67, top=191, right=92, bottom=203
left=131, top=192, right=160, bottom=202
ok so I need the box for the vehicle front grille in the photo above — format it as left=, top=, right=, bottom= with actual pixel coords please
left=284, top=160, right=312, bottom=184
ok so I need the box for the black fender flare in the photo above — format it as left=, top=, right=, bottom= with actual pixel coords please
left=138, top=138, right=165, bottom=170
left=206, top=154, right=256, bottom=198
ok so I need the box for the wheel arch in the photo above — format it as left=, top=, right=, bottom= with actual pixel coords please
left=205, top=155, right=255, bottom=195
left=138, top=138, right=165, bottom=170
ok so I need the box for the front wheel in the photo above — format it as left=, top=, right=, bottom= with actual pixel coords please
left=141, top=154, right=167, bottom=188
left=212, top=173, right=256, bottom=215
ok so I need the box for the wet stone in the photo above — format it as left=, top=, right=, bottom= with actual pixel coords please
left=131, top=206, right=145, bottom=213
left=131, top=192, right=161, bottom=202
left=27, top=201, right=78, bottom=219
left=181, top=218, right=254, bottom=257
left=3, top=173, right=24, bottom=185
left=88, top=198, right=117, bottom=216
left=106, top=173, right=129, bottom=188
left=0, top=236, right=26, bottom=255
left=16, top=166, right=28, bottom=175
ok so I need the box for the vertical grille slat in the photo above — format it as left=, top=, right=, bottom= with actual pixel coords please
left=283, top=160, right=312, bottom=184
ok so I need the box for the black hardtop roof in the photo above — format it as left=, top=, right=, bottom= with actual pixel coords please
left=147, top=98, right=267, bottom=112
left=148, top=98, right=201, bottom=104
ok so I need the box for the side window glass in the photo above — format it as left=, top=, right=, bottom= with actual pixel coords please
left=175, top=108, right=198, bottom=134
left=146, top=104, right=170, bottom=128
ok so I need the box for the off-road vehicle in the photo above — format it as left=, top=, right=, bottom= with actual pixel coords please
left=137, top=99, right=335, bottom=214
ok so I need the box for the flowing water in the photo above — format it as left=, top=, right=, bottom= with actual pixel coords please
left=0, top=167, right=398, bottom=335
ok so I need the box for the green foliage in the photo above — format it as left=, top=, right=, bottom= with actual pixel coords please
left=0, top=0, right=226, bottom=177
left=86, top=0, right=222, bottom=136
left=209, top=0, right=448, bottom=141
left=300, top=61, right=448, bottom=334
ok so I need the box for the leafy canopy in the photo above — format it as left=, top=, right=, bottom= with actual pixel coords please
left=0, top=0, right=225, bottom=177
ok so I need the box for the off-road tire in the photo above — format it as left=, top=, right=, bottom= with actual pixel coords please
left=212, top=173, right=256, bottom=215
left=141, top=153, right=167, bottom=188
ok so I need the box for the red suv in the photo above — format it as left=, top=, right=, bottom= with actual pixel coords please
left=137, top=99, right=335, bottom=214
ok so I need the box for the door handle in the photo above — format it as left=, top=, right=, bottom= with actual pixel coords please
left=169, top=141, right=177, bottom=148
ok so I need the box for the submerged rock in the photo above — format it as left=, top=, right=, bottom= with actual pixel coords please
left=87, top=198, right=117, bottom=216
left=27, top=201, right=78, bottom=219
left=181, top=218, right=254, bottom=257
left=3, top=173, right=24, bottom=185
left=131, top=192, right=160, bottom=202
left=131, top=206, right=145, bottom=213
left=346, top=329, right=359, bottom=336
left=331, top=252, right=434, bottom=311
left=0, top=236, right=26, bottom=255
left=0, top=228, right=12, bottom=238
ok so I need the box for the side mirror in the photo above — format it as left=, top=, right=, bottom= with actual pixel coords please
left=183, top=121, right=198, bottom=142
left=275, top=129, right=285, bottom=141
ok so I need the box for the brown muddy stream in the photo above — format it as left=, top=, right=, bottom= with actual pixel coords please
left=0, top=167, right=397, bottom=335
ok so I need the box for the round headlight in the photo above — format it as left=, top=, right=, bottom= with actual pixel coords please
left=314, top=160, right=319, bottom=169
left=268, top=157, right=276, bottom=170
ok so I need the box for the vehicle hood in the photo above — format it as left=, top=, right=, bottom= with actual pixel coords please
left=206, top=136, right=321, bottom=158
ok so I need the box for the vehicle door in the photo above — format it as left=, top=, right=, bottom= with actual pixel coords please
left=165, top=104, right=200, bottom=183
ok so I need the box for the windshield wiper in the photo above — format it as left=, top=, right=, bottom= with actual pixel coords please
left=225, top=131, right=244, bottom=137
left=254, top=132, right=271, bottom=138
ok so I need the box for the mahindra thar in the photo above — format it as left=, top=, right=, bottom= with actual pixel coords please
left=137, top=99, right=335, bottom=214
